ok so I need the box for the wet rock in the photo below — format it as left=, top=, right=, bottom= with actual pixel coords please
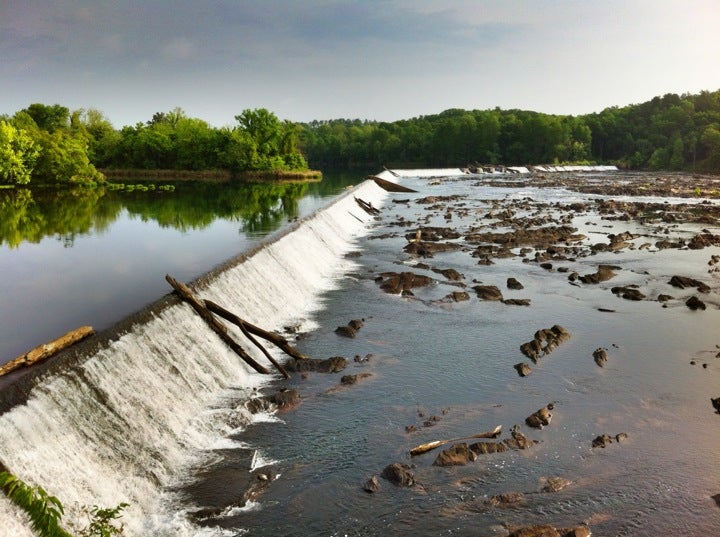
left=657, top=294, right=674, bottom=302
left=268, top=389, right=301, bottom=410
left=433, top=443, right=477, bottom=466
left=403, top=241, right=462, bottom=257
left=507, top=277, right=525, bottom=290
left=469, top=441, right=509, bottom=455
left=340, top=373, right=372, bottom=385
left=520, top=325, right=571, bottom=362
left=381, top=463, right=415, bottom=487
left=541, top=476, right=572, bottom=493
left=363, top=475, right=381, bottom=493
left=502, top=426, right=539, bottom=450
left=540, top=262, right=553, bottom=271
left=377, top=271, right=434, bottom=294
left=405, top=226, right=462, bottom=241
left=487, top=491, right=524, bottom=507
left=473, top=285, right=504, bottom=301
left=593, top=348, right=608, bottom=367
left=669, top=275, right=711, bottom=293
left=432, top=267, right=464, bottom=281
left=526, top=403, right=554, bottom=429
left=711, top=397, right=720, bottom=413
left=687, top=232, right=720, bottom=249
left=444, top=291, right=470, bottom=302
left=712, top=493, right=720, bottom=508
left=686, top=296, right=707, bottom=311
left=611, top=286, right=646, bottom=301
left=286, top=356, right=348, bottom=373
left=507, top=523, right=591, bottom=536
left=503, top=298, right=531, bottom=306
left=592, top=432, right=627, bottom=448
left=579, top=264, right=619, bottom=284
left=514, top=362, right=532, bottom=377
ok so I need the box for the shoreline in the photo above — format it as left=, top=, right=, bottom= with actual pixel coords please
left=99, top=168, right=322, bottom=183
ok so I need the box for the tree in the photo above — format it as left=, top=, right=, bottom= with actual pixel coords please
left=0, top=121, right=39, bottom=184
left=22, top=104, right=70, bottom=133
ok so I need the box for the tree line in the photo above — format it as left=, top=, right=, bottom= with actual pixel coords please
left=1, top=89, right=719, bottom=185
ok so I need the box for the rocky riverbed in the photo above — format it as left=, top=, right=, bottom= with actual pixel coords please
left=183, top=171, right=720, bottom=536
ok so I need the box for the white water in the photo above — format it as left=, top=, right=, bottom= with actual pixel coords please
left=0, top=179, right=389, bottom=536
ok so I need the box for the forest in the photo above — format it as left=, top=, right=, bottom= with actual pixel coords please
left=1, top=89, right=719, bottom=185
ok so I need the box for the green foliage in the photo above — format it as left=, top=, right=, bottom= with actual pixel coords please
left=0, top=120, right=40, bottom=184
left=77, top=503, right=129, bottom=537
left=0, top=471, right=72, bottom=537
left=0, top=471, right=127, bottom=537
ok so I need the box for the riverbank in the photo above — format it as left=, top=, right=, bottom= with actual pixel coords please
left=100, top=168, right=322, bottom=182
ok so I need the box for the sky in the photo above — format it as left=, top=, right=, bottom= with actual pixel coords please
left=2, top=0, right=720, bottom=129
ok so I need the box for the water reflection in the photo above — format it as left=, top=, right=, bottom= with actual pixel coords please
left=0, top=181, right=319, bottom=248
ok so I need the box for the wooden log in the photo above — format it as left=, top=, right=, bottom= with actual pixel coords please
left=165, top=275, right=269, bottom=375
left=368, top=175, right=418, bottom=193
left=354, top=196, right=380, bottom=215
left=203, top=301, right=289, bottom=379
left=0, top=326, right=95, bottom=377
left=409, top=425, right=502, bottom=456
left=204, top=300, right=309, bottom=361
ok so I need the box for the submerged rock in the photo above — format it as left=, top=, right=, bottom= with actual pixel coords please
left=377, top=271, right=434, bottom=294
left=593, top=348, right=608, bottom=367
left=525, top=403, right=554, bottom=429
left=507, top=524, right=591, bottom=537
left=514, top=362, right=532, bottom=377
left=487, top=491, right=524, bottom=507
left=541, top=476, right=573, bottom=493
left=381, top=463, right=415, bottom=487
left=473, top=285, right=504, bottom=301
left=363, top=475, right=381, bottom=493
left=433, top=443, right=477, bottom=466
left=286, top=356, right=348, bottom=373
left=686, top=296, right=707, bottom=311
left=611, top=286, right=646, bottom=301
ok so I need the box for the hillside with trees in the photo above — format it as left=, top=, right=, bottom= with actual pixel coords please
left=1, top=89, right=719, bottom=185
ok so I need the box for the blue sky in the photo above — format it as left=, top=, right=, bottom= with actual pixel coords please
left=2, top=0, right=719, bottom=128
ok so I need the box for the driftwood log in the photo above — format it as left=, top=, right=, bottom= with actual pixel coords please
left=354, top=197, right=380, bottom=215
left=369, top=175, right=418, bottom=193
left=409, top=425, right=502, bottom=456
left=205, top=300, right=309, bottom=362
left=165, top=275, right=270, bottom=375
left=0, top=326, right=95, bottom=377
left=203, top=300, right=291, bottom=378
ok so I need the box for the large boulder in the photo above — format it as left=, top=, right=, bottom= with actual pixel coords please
left=433, top=443, right=477, bottom=466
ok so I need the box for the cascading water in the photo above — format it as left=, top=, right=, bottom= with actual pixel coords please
left=0, top=178, right=390, bottom=536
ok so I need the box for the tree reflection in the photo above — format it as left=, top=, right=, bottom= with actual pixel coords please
left=0, top=181, right=312, bottom=248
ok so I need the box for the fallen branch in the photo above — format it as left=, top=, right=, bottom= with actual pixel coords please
left=0, top=326, right=95, bottom=377
left=354, top=197, right=380, bottom=215
left=165, top=275, right=269, bottom=375
left=368, top=175, right=418, bottom=193
left=203, top=300, right=290, bottom=379
left=205, top=300, right=309, bottom=362
left=409, top=425, right=502, bottom=456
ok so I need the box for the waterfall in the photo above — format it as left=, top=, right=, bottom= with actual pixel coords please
left=0, top=179, right=389, bottom=537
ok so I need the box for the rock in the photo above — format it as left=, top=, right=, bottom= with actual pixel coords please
left=363, top=475, right=381, bottom=493
left=593, top=348, right=608, bottom=367
left=335, top=325, right=357, bottom=338
left=445, top=291, right=470, bottom=302
left=520, top=326, right=571, bottom=362
left=403, top=241, right=462, bottom=257
left=526, top=404, right=554, bottom=429
left=579, top=264, right=619, bottom=284
left=503, top=298, right=531, bottom=306
left=487, top=491, right=524, bottom=507
left=514, top=362, right=532, bottom=377
left=541, top=477, right=572, bottom=493
left=611, top=286, right=646, bottom=301
left=473, top=285, right=504, bottom=301
left=432, top=267, right=464, bottom=281
left=615, top=432, right=628, bottom=443
left=340, top=373, right=372, bottom=385
left=686, top=296, right=707, bottom=310
left=657, top=294, right=674, bottom=302
left=592, top=434, right=614, bottom=448
left=504, top=426, right=539, bottom=450
left=507, top=277, right=525, bottom=290
left=286, top=356, right=348, bottom=373
left=469, top=441, right=509, bottom=455
left=540, top=262, right=553, bottom=271
left=381, top=463, right=415, bottom=487
left=711, top=397, right=720, bottom=413
left=433, top=443, right=477, bottom=466
left=268, top=389, right=301, bottom=410
left=507, top=525, right=562, bottom=537
left=670, top=275, right=711, bottom=293
left=377, top=271, right=434, bottom=294
left=712, top=493, right=720, bottom=508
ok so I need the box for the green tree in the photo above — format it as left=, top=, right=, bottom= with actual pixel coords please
left=0, top=121, right=40, bottom=184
